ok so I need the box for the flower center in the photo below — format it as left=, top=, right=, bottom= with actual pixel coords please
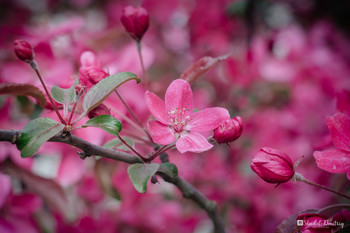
left=168, top=107, right=192, bottom=133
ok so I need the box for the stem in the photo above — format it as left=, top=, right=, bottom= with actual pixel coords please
left=31, top=62, right=66, bottom=125
left=146, top=144, right=176, bottom=162
left=114, top=90, right=153, bottom=142
left=295, top=173, right=350, bottom=200
left=67, top=100, right=79, bottom=126
left=116, top=134, right=146, bottom=163
left=136, top=41, right=148, bottom=89
left=106, top=103, right=153, bottom=144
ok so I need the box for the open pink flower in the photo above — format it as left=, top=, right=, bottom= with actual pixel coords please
left=145, top=79, right=229, bottom=153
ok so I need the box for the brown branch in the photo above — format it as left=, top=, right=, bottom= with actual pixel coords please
left=0, top=129, right=227, bottom=233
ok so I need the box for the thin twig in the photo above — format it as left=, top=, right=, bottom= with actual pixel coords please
left=295, top=173, right=350, bottom=200
left=32, top=63, right=66, bottom=124
left=136, top=41, right=148, bottom=89
left=146, top=144, right=176, bottom=162
left=116, top=133, right=146, bottom=163
left=114, top=90, right=153, bottom=142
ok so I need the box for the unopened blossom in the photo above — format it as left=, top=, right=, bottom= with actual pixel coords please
left=314, top=113, right=350, bottom=179
left=87, top=104, right=111, bottom=119
left=250, top=147, right=294, bottom=184
left=85, top=67, right=109, bottom=84
left=145, top=79, right=229, bottom=153
left=14, top=40, right=34, bottom=63
left=121, top=6, right=149, bottom=41
left=213, top=116, right=243, bottom=144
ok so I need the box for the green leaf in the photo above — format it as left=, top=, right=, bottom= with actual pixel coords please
left=83, top=72, right=140, bottom=114
left=16, top=118, right=65, bottom=157
left=51, top=79, right=78, bottom=105
left=158, top=163, right=178, bottom=178
left=127, top=163, right=160, bottom=193
left=103, top=137, right=134, bottom=151
left=82, top=115, right=122, bottom=136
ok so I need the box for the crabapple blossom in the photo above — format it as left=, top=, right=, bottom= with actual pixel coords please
left=250, top=147, right=295, bottom=184
left=13, top=40, right=34, bottom=63
left=145, top=79, right=229, bottom=153
left=213, top=116, right=243, bottom=144
left=121, top=6, right=149, bottom=42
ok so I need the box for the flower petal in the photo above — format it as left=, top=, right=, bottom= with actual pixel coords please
left=187, top=107, right=230, bottom=132
left=327, top=113, right=350, bottom=152
left=313, top=148, right=350, bottom=173
left=145, top=91, right=170, bottom=124
left=176, top=132, right=213, bottom=153
left=165, top=79, right=193, bottom=114
left=148, top=121, right=175, bottom=145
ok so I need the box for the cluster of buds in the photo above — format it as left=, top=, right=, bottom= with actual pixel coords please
left=213, top=116, right=243, bottom=144
left=250, top=147, right=295, bottom=184
left=121, top=6, right=149, bottom=42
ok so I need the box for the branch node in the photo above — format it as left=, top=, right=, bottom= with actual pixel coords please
left=77, top=151, right=91, bottom=160
left=11, top=131, right=20, bottom=144
left=160, top=153, right=169, bottom=163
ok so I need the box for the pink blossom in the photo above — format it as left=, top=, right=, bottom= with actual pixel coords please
left=313, top=113, right=350, bottom=178
left=250, top=147, right=295, bottom=184
left=213, top=116, right=243, bottom=144
left=145, top=79, right=229, bottom=153
left=121, top=6, right=149, bottom=41
left=13, top=40, right=34, bottom=63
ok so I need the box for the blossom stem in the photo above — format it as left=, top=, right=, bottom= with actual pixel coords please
left=106, top=103, right=148, bottom=136
left=67, top=98, right=80, bottom=126
left=122, top=129, right=153, bottom=145
left=294, top=173, right=350, bottom=200
left=114, top=90, right=153, bottom=141
left=147, top=144, right=176, bottom=162
left=31, top=61, right=66, bottom=125
left=136, top=41, right=148, bottom=89
left=116, top=133, right=146, bottom=163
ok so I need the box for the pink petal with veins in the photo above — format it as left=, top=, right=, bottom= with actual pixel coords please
left=145, top=91, right=170, bottom=125
left=327, top=113, right=350, bottom=152
left=188, top=107, right=230, bottom=132
left=176, top=132, right=213, bottom=153
left=148, top=121, right=175, bottom=145
left=313, top=148, right=350, bottom=173
left=165, top=79, right=193, bottom=114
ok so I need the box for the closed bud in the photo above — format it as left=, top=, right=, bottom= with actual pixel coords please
left=121, top=6, right=149, bottom=41
left=250, top=147, right=294, bottom=184
left=87, top=104, right=111, bottom=119
left=14, top=40, right=34, bottom=63
left=75, top=84, right=85, bottom=96
left=85, top=67, right=109, bottom=84
left=213, top=116, right=243, bottom=144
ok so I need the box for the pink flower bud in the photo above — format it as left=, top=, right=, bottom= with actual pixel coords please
left=121, top=6, right=149, bottom=41
left=85, top=67, right=109, bottom=84
left=213, top=116, right=243, bottom=144
left=87, top=104, right=111, bottom=119
left=75, top=84, right=85, bottom=96
left=250, top=147, right=294, bottom=184
left=14, top=40, right=34, bottom=63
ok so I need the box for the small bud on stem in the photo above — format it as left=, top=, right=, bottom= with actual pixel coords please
left=14, top=40, right=34, bottom=63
